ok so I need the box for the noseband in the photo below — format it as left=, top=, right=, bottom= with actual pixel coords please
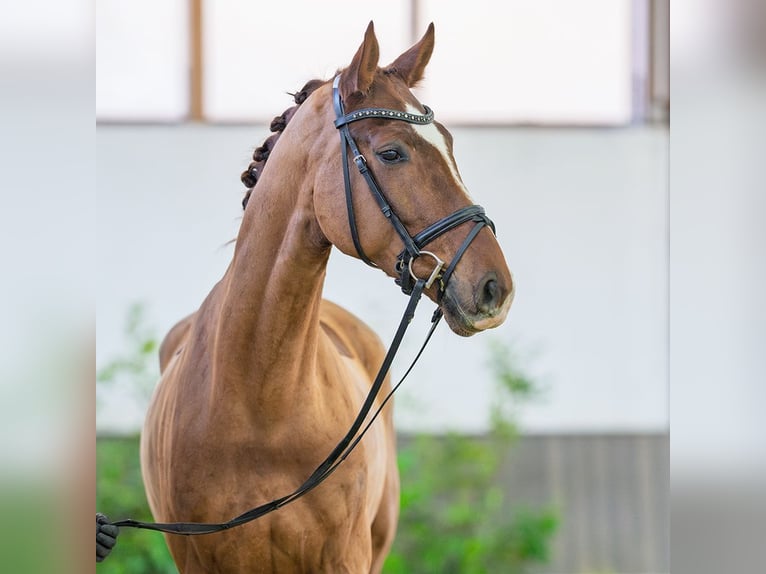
left=106, top=78, right=499, bottom=540
left=332, top=75, right=495, bottom=299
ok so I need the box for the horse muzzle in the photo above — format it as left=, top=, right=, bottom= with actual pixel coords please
left=440, top=271, right=515, bottom=337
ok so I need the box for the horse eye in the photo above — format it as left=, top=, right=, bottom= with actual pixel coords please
left=376, top=149, right=405, bottom=164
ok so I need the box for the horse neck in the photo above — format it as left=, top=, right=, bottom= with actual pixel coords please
left=212, top=108, right=332, bottom=413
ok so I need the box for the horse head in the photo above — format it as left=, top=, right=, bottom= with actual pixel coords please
left=297, top=22, right=515, bottom=336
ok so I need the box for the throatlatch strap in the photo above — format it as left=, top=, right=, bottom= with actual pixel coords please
left=334, top=76, right=420, bottom=265
left=335, top=77, right=376, bottom=267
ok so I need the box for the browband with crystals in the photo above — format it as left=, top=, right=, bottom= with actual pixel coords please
left=334, top=105, right=434, bottom=128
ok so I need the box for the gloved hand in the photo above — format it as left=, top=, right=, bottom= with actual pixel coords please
left=96, top=513, right=119, bottom=563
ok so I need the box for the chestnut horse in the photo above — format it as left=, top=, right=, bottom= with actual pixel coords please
left=140, top=22, right=513, bottom=573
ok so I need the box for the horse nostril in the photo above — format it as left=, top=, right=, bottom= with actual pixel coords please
left=478, top=277, right=501, bottom=314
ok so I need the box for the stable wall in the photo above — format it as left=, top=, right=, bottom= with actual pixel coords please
left=97, top=124, right=668, bottom=435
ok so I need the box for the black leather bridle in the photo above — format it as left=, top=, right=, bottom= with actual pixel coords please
left=107, top=77, right=497, bottom=539
left=332, top=75, right=495, bottom=299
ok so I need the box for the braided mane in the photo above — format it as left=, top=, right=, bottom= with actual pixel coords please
left=240, top=79, right=326, bottom=210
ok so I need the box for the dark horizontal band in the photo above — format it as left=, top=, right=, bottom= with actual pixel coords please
left=412, top=205, right=495, bottom=249
left=334, top=105, right=434, bottom=129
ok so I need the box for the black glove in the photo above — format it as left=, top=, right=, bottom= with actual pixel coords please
left=96, top=513, right=119, bottom=563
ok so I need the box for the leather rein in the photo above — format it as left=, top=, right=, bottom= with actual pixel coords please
left=110, top=77, right=495, bottom=536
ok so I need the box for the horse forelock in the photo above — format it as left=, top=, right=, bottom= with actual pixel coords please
left=240, top=78, right=328, bottom=210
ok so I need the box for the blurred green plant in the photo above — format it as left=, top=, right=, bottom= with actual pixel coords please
left=97, top=302, right=159, bottom=411
left=383, top=340, right=558, bottom=574
left=97, top=436, right=176, bottom=573
left=97, top=303, right=174, bottom=572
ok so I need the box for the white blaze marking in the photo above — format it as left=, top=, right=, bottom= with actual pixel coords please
left=406, top=105, right=474, bottom=200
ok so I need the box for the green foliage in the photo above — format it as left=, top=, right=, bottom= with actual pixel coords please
left=98, top=303, right=173, bottom=572
left=383, top=340, right=558, bottom=574
left=97, top=302, right=159, bottom=411
left=0, top=488, right=62, bottom=574
left=97, top=437, right=176, bottom=573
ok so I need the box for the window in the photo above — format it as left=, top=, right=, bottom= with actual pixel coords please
left=97, top=0, right=665, bottom=126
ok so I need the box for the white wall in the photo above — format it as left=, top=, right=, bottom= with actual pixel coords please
left=96, top=123, right=668, bottom=434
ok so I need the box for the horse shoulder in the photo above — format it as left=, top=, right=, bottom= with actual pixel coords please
left=319, top=299, right=386, bottom=378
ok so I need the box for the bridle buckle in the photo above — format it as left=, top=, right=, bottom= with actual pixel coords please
left=352, top=153, right=366, bottom=168
left=408, top=251, right=445, bottom=290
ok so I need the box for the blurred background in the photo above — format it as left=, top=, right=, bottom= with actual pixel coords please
left=96, top=1, right=669, bottom=572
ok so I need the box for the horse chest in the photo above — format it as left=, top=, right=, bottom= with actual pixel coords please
left=171, top=439, right=377, bottom=572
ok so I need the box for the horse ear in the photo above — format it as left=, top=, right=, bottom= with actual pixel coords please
left=341, top=21, right=380, bottom=101
left=387, top=23, right=435, bottom=87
